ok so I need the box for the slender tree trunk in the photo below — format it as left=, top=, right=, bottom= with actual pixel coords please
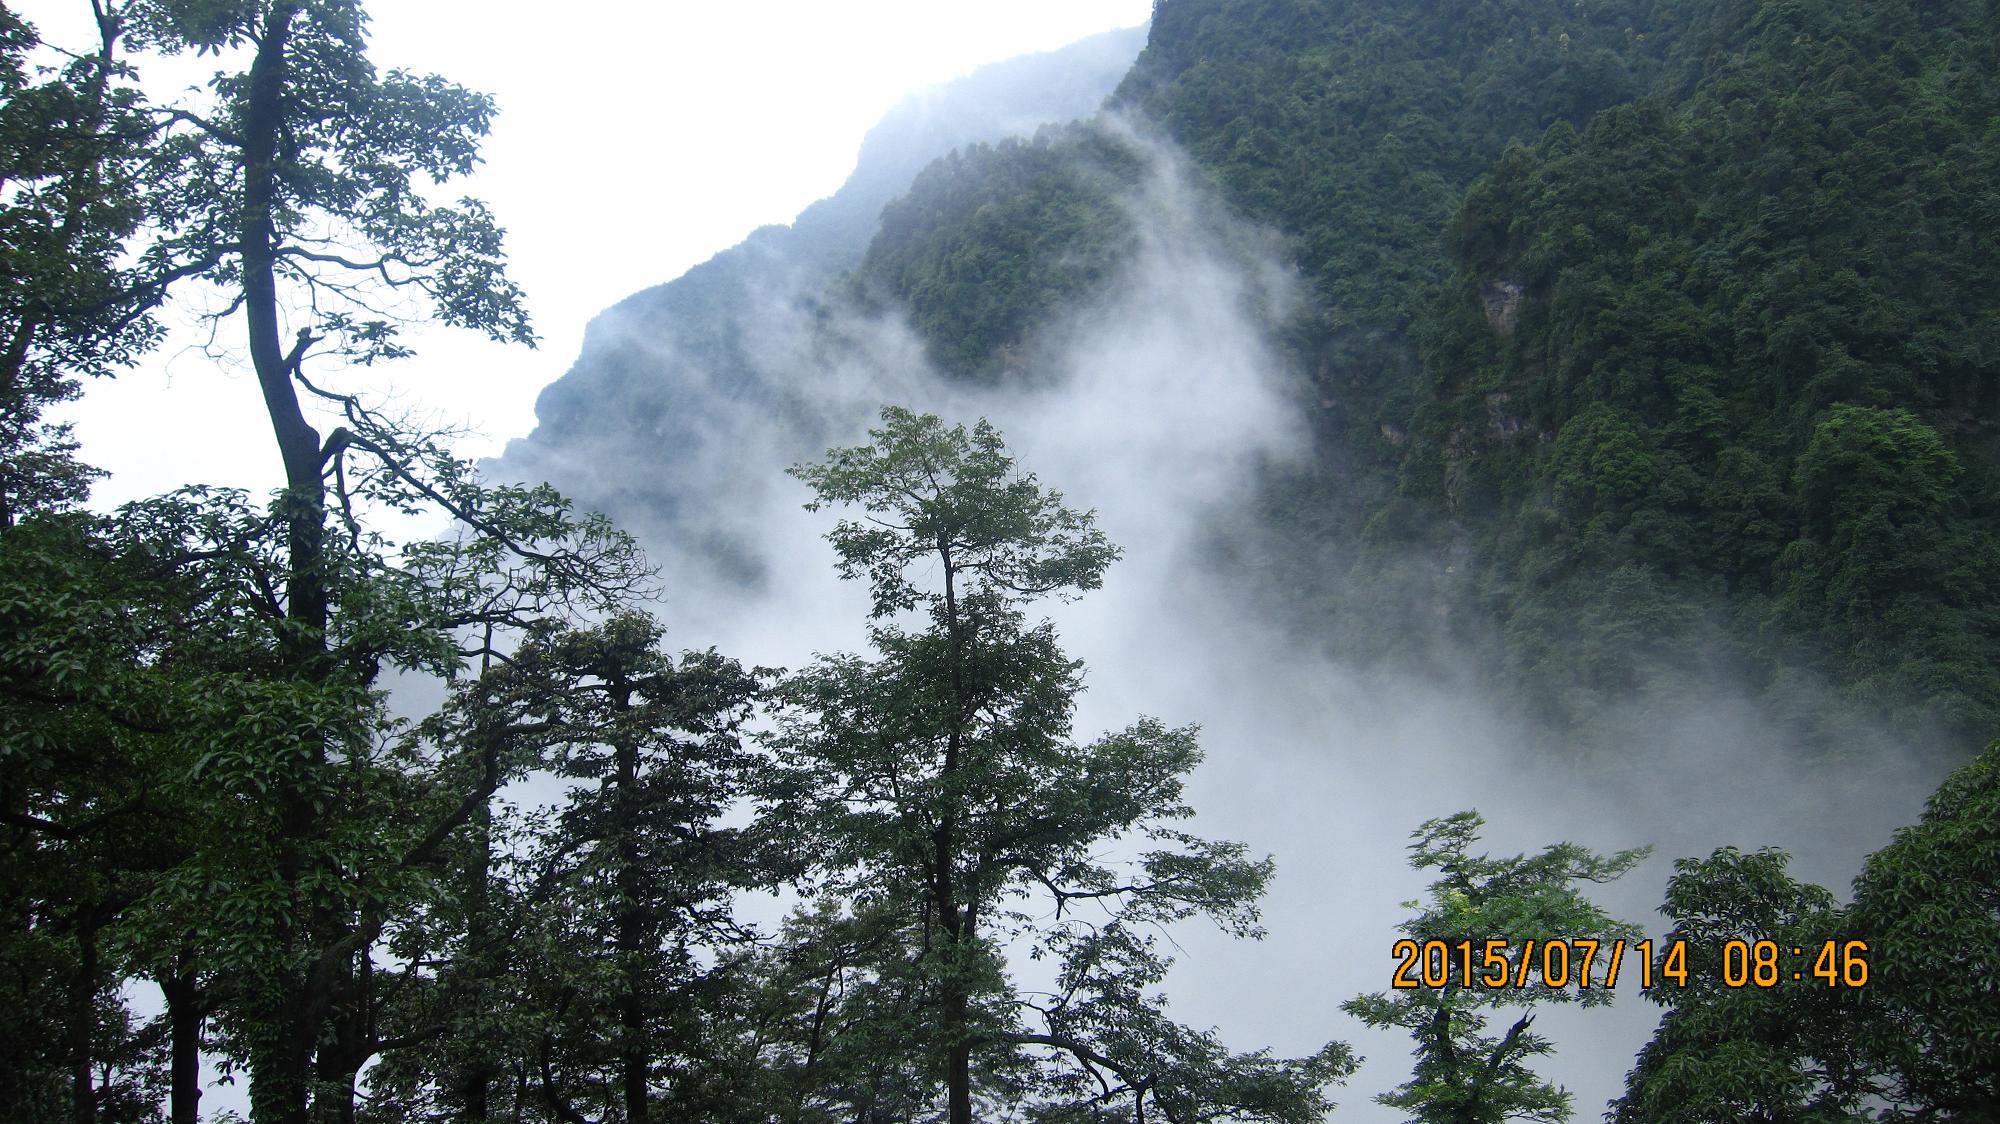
left=0, top=310, right=42, bottom=529
left=611, top=676, right=649, bottom=1122
left=67, top=918, right=100, bottom=1124
left=946, top=1035, right=972, bottom=1124
left=936, top=542, right=973, bottom=1124
left=235, top=6, right=346, bottom=1123
left=457, top=799, right=495, bottom=1121
left=537, top=1032, right=588, bottom=1124
left=793, top=967, right=836, bottom=1122
left=938, top=862, right=973, bottom=1124
left=312, top=951, right=372, bottom=1124
left=944, top=899, right=977, bottom=1124
left=162, top=970, right=203, bottom=1124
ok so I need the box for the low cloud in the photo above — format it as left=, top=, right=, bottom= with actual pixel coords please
left=491, top=118, right=1948, bottom=1119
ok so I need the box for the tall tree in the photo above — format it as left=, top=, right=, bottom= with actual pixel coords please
left=1608, top=847, right=1867, bottom=1123
left=1344, top=811, right=1647, bottom=1124
left=0, top=507, right=182, bottom=1123
left=1, top=6, right=207, bottom=1118
left=763, top=407, right=1351, bottom=1123
left=1842, top=739, right=2000, bottom=1121
left=346, top=612, right=769, bottom=1124
left=9, top=3, right=647, bottom=1120
left=126, top=0, right=531, bottom=665
left=0, top=0, right=161, bottom=526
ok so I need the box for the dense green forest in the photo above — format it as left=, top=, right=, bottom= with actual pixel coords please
left=4, top=0, right=1997, bottom=1122
left=853, top=0, right=2000, bottom=755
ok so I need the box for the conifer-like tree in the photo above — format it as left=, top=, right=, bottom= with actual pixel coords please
left=1345, top=812, right=1647, bottom=1124
left=762, top=406, right=1351, bottom=1124
left=4, top=4, right=655, bottom=1121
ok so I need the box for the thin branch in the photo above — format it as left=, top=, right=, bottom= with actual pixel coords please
left=275, top=245, right=414, bottom=287
left=153, top=107, right=241, bottom=145
left=1003, top=1030, right=1153, bottom=1099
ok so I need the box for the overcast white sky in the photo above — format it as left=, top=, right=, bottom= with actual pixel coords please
left=32, top=0, right=1153, bottom=505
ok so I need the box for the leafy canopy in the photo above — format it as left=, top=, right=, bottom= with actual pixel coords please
left=1346, top=811, right=1648, bottom=1124
left=764, top=407, right=1351, bottom=1123
left=789, top=404, right=1121, bottom=617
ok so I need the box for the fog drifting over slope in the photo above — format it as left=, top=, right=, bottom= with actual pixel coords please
left=492, top=108, right=1946, bottom=1123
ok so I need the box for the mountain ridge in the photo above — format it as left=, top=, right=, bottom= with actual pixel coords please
left=505, top=0, right=1998, bottom=759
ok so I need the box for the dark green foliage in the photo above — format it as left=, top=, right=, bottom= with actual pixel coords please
left=765, top=408, right=1352, bottom=1123
left=504, top=617, right=765, bottom=1124
left=1616, top=743, right=2000, bottom=1121
left=0, top=512, right=189, bottom=1124
left=1843, top=740, right=2000, bottom=1120
left=1384, top=0, right=2000, bottom=746
left=1609, top=848, right=1867, bottom=1123
left=359, top=615, right=768, bottom=1124
left=856, top=126, right=1145, bottom=380
left=1108, top=0, right=1670, bottom=545
left=1345, top=811, right=1647, bottom=1123
left=0, top=2, right=160, bottom=524
left=1117, top=0, right=1661, bottom=330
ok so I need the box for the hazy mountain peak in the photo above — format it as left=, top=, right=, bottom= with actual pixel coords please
left=512, top=24, right=1146, bottom=455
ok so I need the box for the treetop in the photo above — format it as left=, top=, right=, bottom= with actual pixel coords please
left=788, top=406, right=1121, bottom=618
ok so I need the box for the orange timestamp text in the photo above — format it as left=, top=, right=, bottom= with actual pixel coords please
left=1389, top=937, right=1871, bottom=991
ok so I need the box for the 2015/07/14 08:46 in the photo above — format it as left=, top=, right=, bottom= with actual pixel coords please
left=1388, top=938, right=1871, bottom=990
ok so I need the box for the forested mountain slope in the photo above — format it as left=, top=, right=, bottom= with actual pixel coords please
left=1420, top=0, right=2000, bottom=748
left=512, top=0, right=1998, bottom=758
left=508, top=25, right=1145, bottom=567
left=16, top=3, right=1997, bottom=1118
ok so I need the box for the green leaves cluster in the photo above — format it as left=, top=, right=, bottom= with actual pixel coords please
left=0, top=2, right=161, bottom=523
left=1609, top=847, right=1864, bottom=1123
left=790, top=406, right=1121, bottom=616
left=765, top=408, right=1351, bottom=1123
left=129, top=0, right=533, bottom=364
left=1345, top=812, right=1647, bottom=1124
left=1406, top=0, right=2000, bottom=744
left=856, top=127, right=1144, bottom=380
left=1614, top=740, right=2000, bottom=1122
left=1842, top=743, right=2000, bottom=1118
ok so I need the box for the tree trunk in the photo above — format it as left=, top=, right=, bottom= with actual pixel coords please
left=946, top=1035, right=972, bottom=1124
left=611, top=676, right=649, bottom=1122
left=312, top=951, right=371, bottom=1124
left=234, top=6, right=349, bottom=1122
left=162, top=971, right=203, bottom=1124
left=456, top=800, right=495, bottom=1121
left=937, top=542, right=972, bottom=1124
left=940, top=859, right=974, bottom=1124
left=0, top=310, right=43, bottom=528
left=537, top=1032, right=589, bottom=1124
left=67, top=918, right=99, bottom=1124
left=238, top=1, right=327, bottom=647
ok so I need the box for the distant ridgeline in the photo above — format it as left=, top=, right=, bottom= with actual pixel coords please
left=506, top=26, right=1149, bottom=577
left=506, top=0, right=2000, bottom=756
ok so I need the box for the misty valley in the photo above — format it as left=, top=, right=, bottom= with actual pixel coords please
left=3, top=0, right=1997, bottom=1122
